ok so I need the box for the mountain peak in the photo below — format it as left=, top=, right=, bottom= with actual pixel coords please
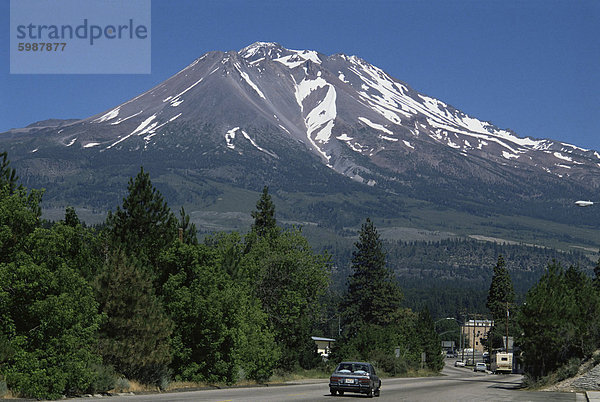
left=239, top=41, right=284, bottom=59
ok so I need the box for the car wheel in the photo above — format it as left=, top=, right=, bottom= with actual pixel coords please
left=374, top=388, right=380, bottom=397
left=330, top=389, right=337, bottom=396
left=338, top=391, right=344, bottom=396
left=367, top=387, right=373, bottom=398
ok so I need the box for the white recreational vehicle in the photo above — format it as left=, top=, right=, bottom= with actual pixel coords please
left=491, top=352, right=513, bottom=374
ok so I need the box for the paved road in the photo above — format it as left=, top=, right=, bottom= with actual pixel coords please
left=69, top=361, right=587, bottom=401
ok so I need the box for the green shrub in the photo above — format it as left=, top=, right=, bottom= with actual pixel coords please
left=87, top=363, right=116, bottom=394
left=555, top=358, right=581, bottom=382
left=521, top=373, right=537, bottom=388
left=0, top=379, right=8, bottom=397
left=113, top=377, right=130, bottom=392
left=373, top=352, right=410, bottom=376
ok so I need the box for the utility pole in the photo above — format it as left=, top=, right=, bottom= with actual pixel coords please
left=459, top=320, right=462, bottom=358
left=506, top=301, right=510, bottom=352
left=472, top=317, right=475, bottom=365
left=461, top=312, right=466, bottom=363
left=469, top=313, right=486, bottom=365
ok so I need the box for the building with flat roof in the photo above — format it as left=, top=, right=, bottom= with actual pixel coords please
left=461, top=319, right=493, bottom=353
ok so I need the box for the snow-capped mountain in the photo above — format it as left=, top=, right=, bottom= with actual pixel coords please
left=2, top=42, right=600, bottom=228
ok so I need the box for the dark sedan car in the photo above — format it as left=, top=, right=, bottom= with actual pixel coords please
left=329, top=361, right=381, bottom=397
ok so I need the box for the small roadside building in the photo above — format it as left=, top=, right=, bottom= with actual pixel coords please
left=311, top=336, right=335, bottom=358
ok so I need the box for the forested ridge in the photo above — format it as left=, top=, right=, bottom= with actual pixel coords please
left=324, top=236, right=594, bottom=318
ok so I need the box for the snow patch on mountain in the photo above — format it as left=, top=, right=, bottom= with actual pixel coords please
left=294, top=76, right=328, bottom=109
left=358, top=117, right=393, bottom=135
left=83, top=142, right=100, bottom=148
left=234, top=63, right=266, bottom=99
left=502, top=151, right=519, bottom=160
left=349, top=62, right=407, bottom=124
left=111, top=111, right=142, bottom=125
left=278, top=124, right=291, bottom=134
left=293, top=75, right=337, bottom=161
left=94, top=107, right=120, bottom=123
left=560, top=142, right=589, bottom=152
left=107, top=114, right=158, bottom=149
left=143, top=113, right=182, bottom=141
left=554, top=152, right=573, bottom=162
left=225, top=127, right=239, bottom=149
left=241, top=130, right=276, bottom=157
left=274, top=49, right=322, bottom=69
left=168, top=77, right=204, bottom=107
left=306, top=84, right=336, bottom=143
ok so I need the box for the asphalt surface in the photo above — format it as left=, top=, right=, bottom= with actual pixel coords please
left=66, top=359, right=588, bottom=401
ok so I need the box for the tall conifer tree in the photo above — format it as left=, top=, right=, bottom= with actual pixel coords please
left=106, top=167, right=177, bottom=268
left=178, top=206, right=198, bottom=245
left=0, top=152, right=18, bottom=194
left=486, top=255, right=515, bottom=320
left=341, top=218, right=403, bottom=334
left=486, top=255, right=516, bottom=350
left=96, top=251, right=173, bottom=385
left=250, top=186, right=278, bottom=238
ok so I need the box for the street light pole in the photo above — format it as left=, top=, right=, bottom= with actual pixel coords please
left=434, top=317, right=459, bottom=355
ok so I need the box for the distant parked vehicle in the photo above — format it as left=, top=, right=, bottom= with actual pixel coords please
left=454, top=360, right=465, bottom=367
left=446, top=350, right=458, bottom=358
left=474, top=362, right=487, bottom=372
left=329, top=361, right=381, bottom=397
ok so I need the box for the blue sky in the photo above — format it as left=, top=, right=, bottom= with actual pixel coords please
left=1, top=0, right=599, bottom=150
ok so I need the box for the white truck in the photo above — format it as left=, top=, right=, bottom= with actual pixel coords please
left=491, top=352, right=513, bottom=374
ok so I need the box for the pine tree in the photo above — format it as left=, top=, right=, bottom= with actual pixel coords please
left=178, top=206, right=198, bottom=245
left=417, top=309, right=444, bottom=371
left=486, top=255, right=515, bottom=320
left=0, top=152, right=19, bottom=194
left=341, top=218, right=403, bottom=334
left=96, top=251, right=173, bottom=385
left=486, top=255, right=515, bottom=350
left=64, top=206, right=80, bottom=228
left=106, top=167, right=177, bottom=269
left=250, top=186, right=278, bottom=238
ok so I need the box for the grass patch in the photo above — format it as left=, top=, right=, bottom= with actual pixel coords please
left=268, top=368, right=331, bottom=383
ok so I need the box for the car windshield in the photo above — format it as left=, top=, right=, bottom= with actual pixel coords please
left=337, top=363, right=369, bottom=373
